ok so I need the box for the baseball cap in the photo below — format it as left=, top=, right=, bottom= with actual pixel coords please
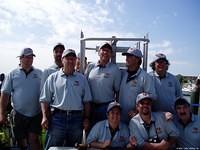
left=99, top=42, right=112, bottom=51
left=107, top=101, right=121, bottom=113
left=17, top=48, right=36, bottom=57
left=62, top=49, right=76, bottom=58
left=136, top=92, right=153, bottom=104
left=53, top=43, right=65, bottom=51
left=175, top=97, right=190, bottom=108
left=122, top=48, right=143, bottom=58
left=150, top=53, right=169, bottom=65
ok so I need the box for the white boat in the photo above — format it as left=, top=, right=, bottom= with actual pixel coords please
left=182, top=83, right=195, bottom=96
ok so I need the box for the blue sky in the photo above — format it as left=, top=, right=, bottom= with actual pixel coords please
left=0, top=0, right=199, bottom=76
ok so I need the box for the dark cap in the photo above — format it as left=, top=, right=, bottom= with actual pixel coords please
left=175, top=97, right=190, bottom=108
left=53, top=43, right=65, bottom=51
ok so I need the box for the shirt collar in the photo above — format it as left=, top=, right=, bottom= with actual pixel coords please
left=96, top=61, right=110, bottom=68
left=59, top=69, right=76, bottom=77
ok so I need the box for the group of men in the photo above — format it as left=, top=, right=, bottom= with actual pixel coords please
left=0, top=42, right=199, bottom=150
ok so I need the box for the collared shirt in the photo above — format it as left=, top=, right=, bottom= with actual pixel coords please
left=129, top=112, right=179, bottom=148
left=87, top=120, right=129, bottom=148
left=85, top=62, right=121, bottom=103
left=1, top=66, right=42, bottom=116
left=40, top=63, right=60, bottom=90
left=149, top=71, right=182, bottom=113
left=174, top=114, right=200, bottom=148
left=119, top=68, right=156, bottom=123
left=40, top=69, right=92, bottom=110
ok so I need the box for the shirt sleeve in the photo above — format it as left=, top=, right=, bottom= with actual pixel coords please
left=1, top=72, right=13, bottom=95
left=87, top=122, right=101, bottom=144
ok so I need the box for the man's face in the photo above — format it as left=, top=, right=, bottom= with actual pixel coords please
left=137, top=99, right=152, bottom=116
left=62, top=55, right=76, bottom=72
left=155, top=59, right=168, bottom=74
left=107, top=107, right=121, bottom=125
left=53, top=47, right=64, bottom=64
left=126, top=55, right=140, bottom=69
left=99, top=48, right=112, bottom=63
left=175, top=104, right=191, bottom=122
left=20, top=55, right=34, bottom=69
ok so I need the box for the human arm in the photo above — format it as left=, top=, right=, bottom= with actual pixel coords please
left=40, top=101, right=50, bottom=129
left=0, top=92, right=10, bottom=124
left=83, top=102, right=91, bottom=132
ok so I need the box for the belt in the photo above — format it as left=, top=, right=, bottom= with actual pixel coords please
left=53, top=108, right=82, bottom=115
left=93, top=101, right=111, bottom=107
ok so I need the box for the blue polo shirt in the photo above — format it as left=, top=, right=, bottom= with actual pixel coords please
left=174, top=114, right=200, bottom=148
left=129, top=112, right=179, bottom=148
left=40, top=69, right=92, bottom=110
left=119, top=68, right=156, bottom=123
left=149, top=71, right=182, bottom=113
left=1, top=67, right=42, bottom=117
left=40, top=63, right=60, bottom=90
left=87, top=120, right=129, bottom=148
left=85, top=62, right=121, bottom=103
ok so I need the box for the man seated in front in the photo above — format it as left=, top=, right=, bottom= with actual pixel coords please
left=129, top=92, right=179, bottom=150
left=87, top=101, right=131, bottom=149
left=174, top=97, right=200, bottom=149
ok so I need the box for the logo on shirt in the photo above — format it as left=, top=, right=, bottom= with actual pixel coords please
left=103, top=73, right=110, bottom=78
left=74, top=81, right=79, bottom=86
left=192, top=127, right=200, bottom=133
left=33, top=74, right=39, bottom=78
left=168, top=82, right=173, bottom=87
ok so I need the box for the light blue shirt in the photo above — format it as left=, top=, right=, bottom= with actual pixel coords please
left=40, top=63, right=60, bottom=90
left=129, top=112, right=179, bottom=148
left=119, top=68, right=156, bottom=123
left=87, top=120, right=129, bottom=148
left=149, top=71, right=182, bottom=113
left=40, top=69, right=92, bottom=110
left=1, top=67, right=42, bottom=116
left=85, top=62, right=121, bottom=103
left=174, top=114, right=200, bottom=148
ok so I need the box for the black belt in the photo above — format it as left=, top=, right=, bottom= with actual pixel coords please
left=93, top=101, right=111, bottom=107
left=53, top=108, right=82, bottom=115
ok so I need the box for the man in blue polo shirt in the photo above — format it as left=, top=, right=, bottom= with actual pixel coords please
left=149, top=53, right=182, bottom=114
left=87, top=101, right=131, bottom=149
left=129, top=92, right=179, bottom=150
left=174, top=97, right=200, bottom=149
left=40, top=49, right=92, bottom=149
left=40, top=43, right=65, bottom=89
left=85, top=42, right=121, bottom=125
left=119, top=47, right=156, bottom=124
left=0, top=48, right=42, bottom=150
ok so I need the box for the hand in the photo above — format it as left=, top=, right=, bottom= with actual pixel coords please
left=83, top=118, right=90, bottom=132
left=0, top=112, right=6, bottom=124
left=128, top=110, right=137, bottom=119
left=164, top=112, right=173, bottom=121
left=102, top=140, right=111, bottom=148
left=41, top=116, right=48, bottom=129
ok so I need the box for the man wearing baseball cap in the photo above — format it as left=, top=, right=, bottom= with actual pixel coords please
left=119, top=47, right=156, bottom=124
left=40, top=49, right=92, bottom=149
left=87, top=101, right=131, bottom=149
left=129, top=92, right=179, bottom=149
left=85, top=42, right=121, bottom=125
left=174, top=97, right=200, bottom=148
left=0, top=48, right=42, bottom=150
left=40, top=43, right=65, bottom=89
left=149, top=53, right=182, bottom=113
